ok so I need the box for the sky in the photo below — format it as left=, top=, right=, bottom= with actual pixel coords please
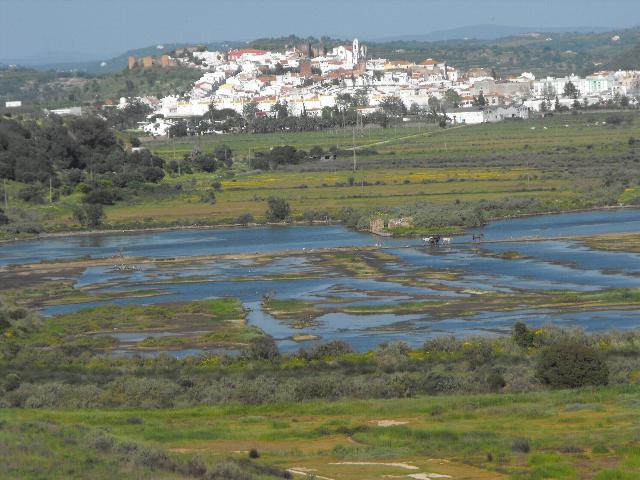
left=1, top=0, right=639, bottom=62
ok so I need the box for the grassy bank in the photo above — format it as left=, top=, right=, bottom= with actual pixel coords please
left=2, top=386, right=640, bottom=479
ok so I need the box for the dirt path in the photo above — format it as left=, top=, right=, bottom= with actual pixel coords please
left=349, top=124, right=468, bottom=151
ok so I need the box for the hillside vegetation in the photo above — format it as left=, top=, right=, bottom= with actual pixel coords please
left=1, top=112, right=639, bottom=238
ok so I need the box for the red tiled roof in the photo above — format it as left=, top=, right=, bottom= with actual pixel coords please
left=228, top=48, right=268, bottom=59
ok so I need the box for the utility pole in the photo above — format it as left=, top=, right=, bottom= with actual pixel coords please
left=173, top=138, right=180, bottom=176
left=49, top=176, right=52, bottom=204
left=352, top=125, right=357, bottom=172
left=3, top=178, right=7, bottom=210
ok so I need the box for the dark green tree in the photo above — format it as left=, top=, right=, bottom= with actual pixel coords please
left=536, top=342, right=608, bottom=388
left=266, top=196, right=290, bottom=222
left=0, top=208, right=9, bottom=226
left=513, top=322, right=535, bottom=349
left=270, top=101, right=289, bottom=119
left=563, top=81, right=579, bottom=99
left=444, top=89, right=461, bottom=108
left=214, top=144, right=233, bottom=168
left=379, top=96, right=407, bottom=117
left=243, top=336, right=280, bottom=362
left=73, top=204, right=105, bottom=228
left=474, top=92, right=486, bottom=107
left=168, top=122, right=188, bottom=138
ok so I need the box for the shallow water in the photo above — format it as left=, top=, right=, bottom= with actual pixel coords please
left=3, top=208, right=640, bottom=354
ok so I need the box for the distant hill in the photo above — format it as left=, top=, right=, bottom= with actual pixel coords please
left=365, top=26, right=640, bottom=76
left=607, top=43, right=640, bottom=70
left=6, top=41, right=243, bottom=74
left=374, top=24, right=614, bottom=42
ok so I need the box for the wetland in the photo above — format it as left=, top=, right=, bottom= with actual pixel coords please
left=1, top=207, right=639, bottom=356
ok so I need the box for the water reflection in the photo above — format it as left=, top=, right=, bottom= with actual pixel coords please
left=3, top=208, right=640, bottom=354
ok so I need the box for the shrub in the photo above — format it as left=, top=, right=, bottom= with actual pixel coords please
left=83, top=188, right=119, bottom=205
left=206, top=461, right=253, bottom=480
left=248, top=448, right=260, bottom=459
left=513, top=321, right=535, bottom=349
left=243, top=337, right=280, bottom=362
left=424, top=336, right=461, bottom=353
left=487, top=371, right=506, bottom=392
left=133, top=445, right=174, bottom=470
left=214, top=144, right=233, bottom=168
left=73, top=204, right=105, bottom=228
left=193, top=154, right=217, bottom=173
left=536, top=342, right=608, bottom=388
left=266, top=196, right=290, bottom=222
left=18, top=186, right=45, bottom=204
left=299, top=340, right=353, bottom=360
left=5, top=373, right=21, bottom=392
left=237, top=213, right=254, bottom=226
left=87, top=430, right=115, bottom=452
left=0, top=208, right=8, bottom=226
left=178, top=457, right=207, bottom=476
left=201, top=190, right=216, bottom=204
left=512, top=438, right=531, bottom=453
left=374, top=342, right=410, bottom=372
left=462, top=339, right=494, bottom=366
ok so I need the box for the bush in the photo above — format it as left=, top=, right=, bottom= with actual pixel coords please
left=193, top=154, right=217, bottom=173
left=266, top=196, right=290, bottom=222
left=214, top=144, right=233, bottom=168
left=536, top=342, right=609, bottom=388
left=206, top=461, right=253, bottom=480
left=513, top=321, right=535, bottom=349
left=73, top=204, right=105, bottom=228
left=512, top=438, right=531, bottom=453
left=299, top=341, right=354, bottom=360
left=18, top=186, right=45, bottom=204
left=462, top=339, right=494, bottom=366
left=83, top=188, right=119, bottom=205
left=374, top=342, right=410, bottom=372
left=0, top=208, right=9, bottom=226
left=201, top=190, right=216, bottom=204
left=424, top=336, right=462, bottom=353
left=248, top=448, right=260, bottom=459
left=5, top=373, right=21, bottom=392
left=236, top=213, right=254, bottom=226
left=486, top=371, right=506, bottom=392
left=243, top=337, right=280, bottom=362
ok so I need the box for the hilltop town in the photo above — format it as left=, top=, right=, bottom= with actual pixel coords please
left=103, top=38, right=640, bottom=136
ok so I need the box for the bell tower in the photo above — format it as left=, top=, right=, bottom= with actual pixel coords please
left=352, top=38, right=359, bottom=65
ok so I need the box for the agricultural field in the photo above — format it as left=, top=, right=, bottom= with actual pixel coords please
left=92, top=113, right=640, bottom=229
left=146, top=113, right=640, bottom=165
left=2, top=111, right=638, bottom=236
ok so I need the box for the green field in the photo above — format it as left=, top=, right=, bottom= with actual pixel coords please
left=146, top=113, right=639, bottom=163
left=2, top=111, right=639, bottom=237
left=3, top=386, right=640, bottom=479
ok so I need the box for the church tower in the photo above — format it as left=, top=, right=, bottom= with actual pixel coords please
left=352, top=38, right=360, bottom=65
